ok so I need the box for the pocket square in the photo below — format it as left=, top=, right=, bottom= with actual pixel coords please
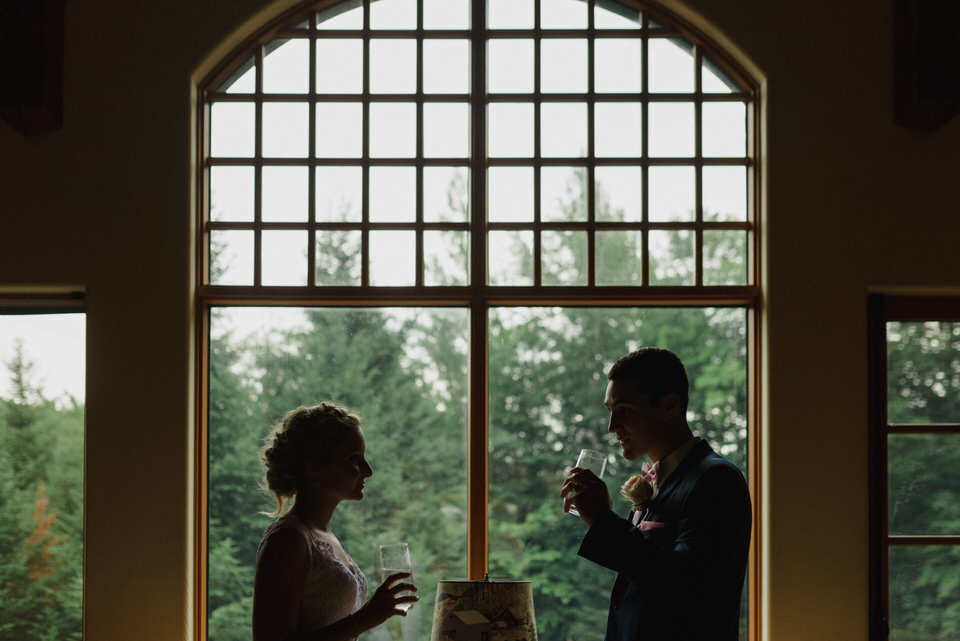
left=639, top=520, right=665, bottom=531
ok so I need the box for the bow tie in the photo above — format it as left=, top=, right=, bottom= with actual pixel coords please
left=641, top=460, right=660, bottom=487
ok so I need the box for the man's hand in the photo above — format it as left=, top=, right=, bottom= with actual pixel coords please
left=561, top=467, right=613, bottom=527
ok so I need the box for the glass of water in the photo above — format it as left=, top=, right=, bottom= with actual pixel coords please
left=378, top=542, right=416, bottom=611
left=568, top=448, right=607, bottom=517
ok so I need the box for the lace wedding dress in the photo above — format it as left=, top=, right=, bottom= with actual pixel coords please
left=258, top=513, right=368, bottom=634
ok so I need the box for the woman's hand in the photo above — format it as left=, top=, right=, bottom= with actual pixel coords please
left=354, top=572, right=419, bottom=630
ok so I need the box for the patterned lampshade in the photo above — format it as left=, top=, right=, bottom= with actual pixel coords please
left=430, top=579, right=538, bottom=641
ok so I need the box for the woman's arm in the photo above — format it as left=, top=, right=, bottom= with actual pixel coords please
left=252, top=528, right=418, bottom=641
left=252, top=527, right=310, bottom=641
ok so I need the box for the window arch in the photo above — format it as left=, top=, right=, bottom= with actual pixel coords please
left=197, top=1, right=759, bottom=640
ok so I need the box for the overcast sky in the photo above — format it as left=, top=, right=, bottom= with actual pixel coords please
left=0, top=313, right=86, bottom=402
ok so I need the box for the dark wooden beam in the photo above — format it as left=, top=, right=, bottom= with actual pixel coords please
left=893, top=0, right=960, bottom=131
left=0, top=0, right=65, bottom=136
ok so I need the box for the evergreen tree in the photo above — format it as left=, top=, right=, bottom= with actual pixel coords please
left=0, top=341, right=83, bottom=641
left=885, top=321, right=960, bottom=641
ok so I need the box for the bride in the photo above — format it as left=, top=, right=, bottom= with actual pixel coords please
left=253, top=402, right=418, bottom=641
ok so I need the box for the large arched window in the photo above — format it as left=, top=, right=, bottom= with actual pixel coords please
left=197, top=1, right=760, bottom=640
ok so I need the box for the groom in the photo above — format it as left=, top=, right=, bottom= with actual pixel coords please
left=561, top=347, right=751, bottom=641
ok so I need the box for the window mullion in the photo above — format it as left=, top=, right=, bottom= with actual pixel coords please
left=467, top=0, right=488, bottom=581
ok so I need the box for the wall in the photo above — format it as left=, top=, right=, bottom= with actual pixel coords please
left=0, top=0, right=958, bottom=639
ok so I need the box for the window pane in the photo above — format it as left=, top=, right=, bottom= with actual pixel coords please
left=488, top=103, right=534, bottom=157
left=263, top=103, right=309, bottom=158
left=0, top=311, right=85, bottom=641
left=262, top=230, right=308, bottom=286
left=888, top=434, right=960, bottom=535
left=424, top=166, right=469, bottom=222
left=316, top=103, right=362, bottom=158
left=317, top=3, right=363, bottom=29
left=541, top=102, right=587, bottom=157
left=370, top=103, right=417, bottom=158
left=424, top=102, right=470, bottom=158
left=595, top=1, right=641, bottom=28
left=703, top=55, right=740, bottom=93
left=889, top=546, right=960, bottom=641
left=488, top=306, right=748, bottom=641
left=424, top=40, right=470, bottom=94
left=316, top=230, right=361, bottom=285
left=649, top=166, right=695, bottom=222
left=887, top=322, right=960, bottom=424
left=650, top=229, right=695, bottom=285
left=541, top=39, right=588, bottom=93
left=541, top=166, right=586, bottom=222
left=370, top=0, right=416, bottom=30
left=704, top=166, right=747, bottom=221
left=489, top=230, right=533, bottom=285
left=220, top=55, right=255, bottom=93
left=541, top=0, right=587, bottom=28
left=489, top=0, right=534, bottom=28
left=595, top=166, right=642, bottom=222
left=595, top=102, right=642, bottom=157
left=488, top=40, right=534, bottom=94
left=210, top=230, right=254, bottom=285
left=370, top=230, right=416, bottom=285
left=207, top=306, right=468, bottom=641
left=649, top=102, right=695, bottom=157
left=596, top=230, right=642, bottom=285
left=262, top=166, right=308, bottom=222
left=371, top=39, right=417, bottom=94
left=595, top=39, right=642, bottom=93
left=425, top=230, right=469, bottom=285
left=370, top=166, right=416, bottom=222
left=542, top=230, right=588, bottom=285
left=210, top=102, right=255, bottom=157
left=263, top=39, right=309, bottom=93
left=703, top=231, right=748, bottom=286
left=210, top=166, right=254, bottom=222
left=316, top=166, right=362, bottom=222
left=424, top=0, right=469, bottom=30
left=317, top=39, right=363, bottom=94
left=703, top=102, right=747, bottom=157
left=648, top=38, right=695, bottom=93
left=489, top=167, right=534, bottom=222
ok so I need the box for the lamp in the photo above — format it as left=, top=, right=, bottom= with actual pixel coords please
left=430, top=578, right=538, bottom=641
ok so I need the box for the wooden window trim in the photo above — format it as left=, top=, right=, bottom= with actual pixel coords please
left=867, top=294, right=960, bottom=641
left=194, top=2, right=762, bottom=640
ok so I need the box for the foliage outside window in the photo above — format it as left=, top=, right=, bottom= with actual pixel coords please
left=870, top=296, right=960, bottom=641
left=0, top=306, right=85, bottom=641
left=198, top=1, right=759, bottom=640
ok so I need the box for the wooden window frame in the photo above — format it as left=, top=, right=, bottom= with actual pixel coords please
left=867, top=293, right=960, bottom=640
left=194, top=1, right=762, bottom=639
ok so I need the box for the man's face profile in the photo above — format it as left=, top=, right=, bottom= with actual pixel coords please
left=604, top=379, right=666, bottom=461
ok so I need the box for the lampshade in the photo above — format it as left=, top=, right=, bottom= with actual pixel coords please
left=430, top=579, right=538, bottom=641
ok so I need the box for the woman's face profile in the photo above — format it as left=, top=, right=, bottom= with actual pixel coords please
left=309, top=427, right=373, bottom=501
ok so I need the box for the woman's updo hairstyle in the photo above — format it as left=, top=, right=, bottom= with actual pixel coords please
left=260, top=402, right=362, bottom=515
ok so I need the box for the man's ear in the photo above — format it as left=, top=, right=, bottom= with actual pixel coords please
left=660, top=392, right=683, bottom=418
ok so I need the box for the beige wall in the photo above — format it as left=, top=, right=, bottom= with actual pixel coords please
left=1, top=0, right=957, bottom=639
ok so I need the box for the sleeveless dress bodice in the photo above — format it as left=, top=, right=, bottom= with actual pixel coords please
left=257, top=513, right=368, bottom=634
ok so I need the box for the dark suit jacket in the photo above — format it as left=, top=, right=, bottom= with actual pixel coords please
left=578, top=440, right=751, bottom=641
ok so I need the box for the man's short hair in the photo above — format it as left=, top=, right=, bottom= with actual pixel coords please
left=608, top=347, right=689, bottom=411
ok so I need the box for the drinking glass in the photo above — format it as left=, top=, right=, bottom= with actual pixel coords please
left=568, top=448, right=607, bottom=516
left=378, top=542, right=415, bottom=611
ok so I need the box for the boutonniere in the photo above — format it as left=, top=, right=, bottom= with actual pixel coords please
left=620, top=470, right=659, bottom=511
